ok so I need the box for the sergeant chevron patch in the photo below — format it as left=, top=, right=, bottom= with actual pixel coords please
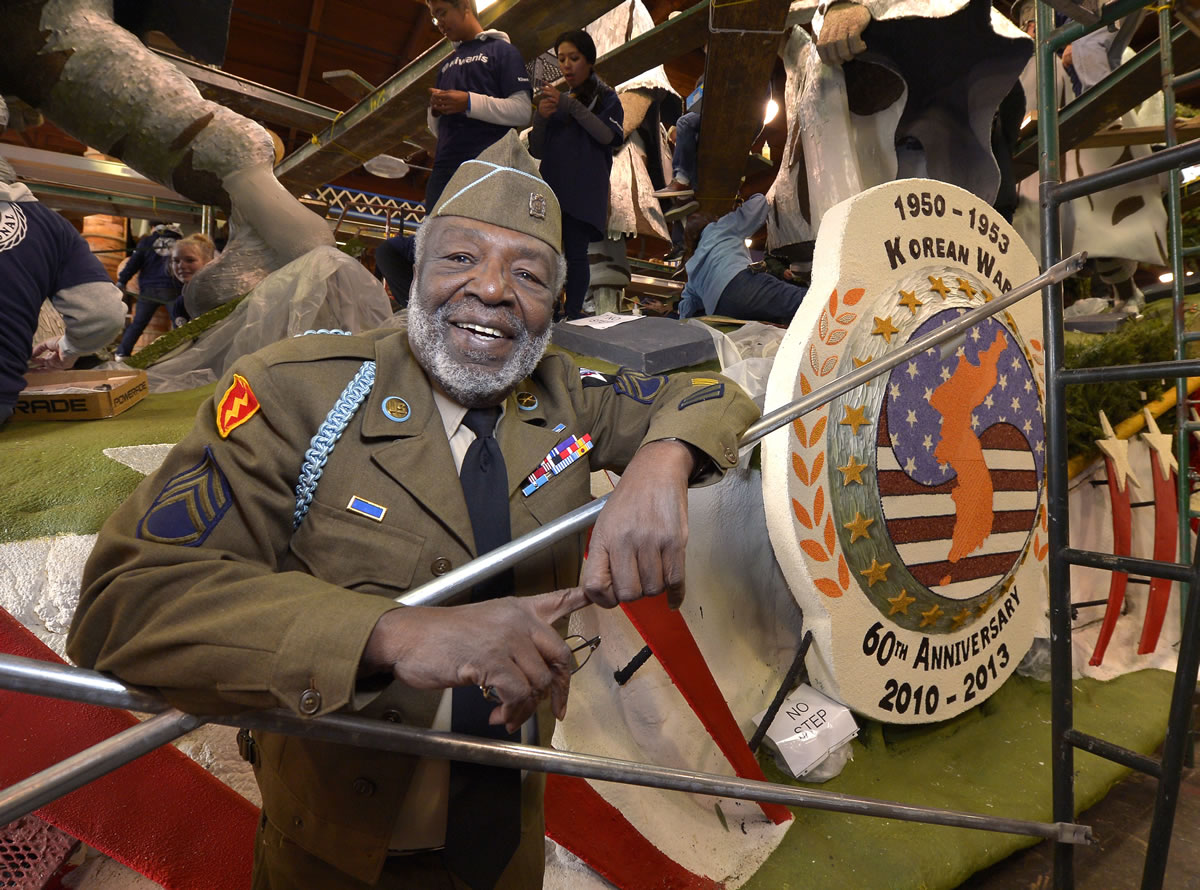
left=679, top=383, right=724, bottom=410
left=136, top=446, right=232, bottom=546
left=216, top=374, right=260, bottom=438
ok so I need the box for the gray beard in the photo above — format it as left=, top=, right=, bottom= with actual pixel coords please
left=407, top=296, right=551, bottom=408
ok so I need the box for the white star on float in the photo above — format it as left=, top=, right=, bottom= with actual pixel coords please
left=890, top=432, right=900, bottom=448
left=999, top=373, right=1008, bottom=390
left=941, top=460, right=951, bottom=474
left=1023, top=418, right=1033, bottom=434
left=906, top=409, right=918, bottom=428
left=907, top=361, right=919, bottom=380
left=1140, top=408, right=1178, bottom=482
left=1025, top=379, right=1033, bottom=393
left=956, top=346, right=966, bottom=359
left=923, top=434, right=933, bottom=451
left=1011, top=356, right=1021, bottom=370
left=940, top=367, right=951, bottom=381
left=1011, top=396, right=1021, bottom=412
left=998, top=415, right=1007, bottom=424
left=971, top=414, right=980, bottom=430
left=890, top=383, right=901, bottom=399
left=970, top=327, right=981, bottom=342
left=1096, top=409, right=1140, bottom=494
left=1035, top=440, right=1044, bottom=455
left=923, top=387, right=933, bottom=403
left=905, top=456, right=917, bottom=473
left=984, top=394, right=994, bottom=409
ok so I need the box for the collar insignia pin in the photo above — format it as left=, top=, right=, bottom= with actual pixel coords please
left=381, top=396, right=411, bottom=422
left=516, top=391, right=539, bottom=411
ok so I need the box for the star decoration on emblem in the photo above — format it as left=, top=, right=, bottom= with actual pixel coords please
left=920, top=603, right=944, bottom=627
left=1140, top=408, right=1178, bottom=482
left=1096, top=409, right=1139, bottom=493
left=872, top=316, right=900, bottom=344
left=844, top=512, right=874, bottom=543
left=840, top=404, right=870, bottom=435
left=898, top=289, right=923, bottom=315
left=950, top=608, right=973, bottom=629
left=888, top=589, right=916, bottom=615
left=982, top=289, right=994, bottom=303
left=928, top=276, right=951, bottom=300
left=957, top=278, right=977, bottom=299
left=977, top=593, right=996, bottom=615
left=852, top=356, right=872, bottom=368
left=837, top=455, right=868, bottom=485
left=860, top=558, right=891, bottom=587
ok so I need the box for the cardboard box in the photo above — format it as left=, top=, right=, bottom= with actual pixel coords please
left=12, top=369, right=149, bottom=421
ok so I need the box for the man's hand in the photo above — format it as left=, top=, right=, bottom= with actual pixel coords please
left=817, top=1, right=871, bottom=66
left=429, top=88, right=470, bottom=116
left=29, top=337, right=77, bottom=371
left=361, top=587, right=588, bottom=733
left=580, top=439, right=697, bottom=610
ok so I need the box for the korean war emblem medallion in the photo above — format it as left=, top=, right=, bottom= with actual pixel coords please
left=762, top=180, right=1046, bottom=723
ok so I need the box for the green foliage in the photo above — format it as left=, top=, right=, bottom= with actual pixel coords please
left=1062, top=297, right=1200, bottom=462
left=126, top=296, right=246, bottom=369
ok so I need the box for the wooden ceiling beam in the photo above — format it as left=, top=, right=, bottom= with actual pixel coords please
left=693, top=0, right=791, bottom=213
left=296, top=0, right=328, bottom=99
left=275, top=0, right=626, bottom=194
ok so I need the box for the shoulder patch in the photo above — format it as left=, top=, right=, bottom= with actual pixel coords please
left=137, top=446, right=232, bottom=546
left=216, top=374, right=260, bottom=438
left=613, top=370, right=668, bottom=404
left=679, top=382, right=725, bottom=410
left=579, top=368, right=610, bottom=388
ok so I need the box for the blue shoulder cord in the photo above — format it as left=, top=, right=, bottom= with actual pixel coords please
left=291, top=331, right=377, bottom=528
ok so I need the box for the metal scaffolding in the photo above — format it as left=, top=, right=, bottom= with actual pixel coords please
left=1035, top=1, right=1200, bottom=887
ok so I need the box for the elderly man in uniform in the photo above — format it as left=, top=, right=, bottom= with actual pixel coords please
left=68, top=132, right=758, bottom=890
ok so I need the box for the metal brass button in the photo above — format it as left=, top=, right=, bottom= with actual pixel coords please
left=298, top=688, right=322, bottom=715
left=724, top=446, right=736, bottom=463
left=352, top=778, right=376, bottom=797
left=382, top=710, right=402, bottom=723
left=431, top=556, right=453, bottom=575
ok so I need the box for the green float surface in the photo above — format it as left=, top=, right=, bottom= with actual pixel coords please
left=745, top=669, right=1173, bottom=890
left=0, top=384, right=214, bottom=541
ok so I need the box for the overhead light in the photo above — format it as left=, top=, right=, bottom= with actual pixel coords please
left=477, top=0, right=497, bottom=9
left=764, top=99, right=779, bottom=125
left=363, top=154, right=410, bottom=178
left=1160, top=272, right=1174, bottom=283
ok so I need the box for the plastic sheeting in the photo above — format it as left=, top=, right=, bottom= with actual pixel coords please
left=142, top=247, right=393, bottom=392
left=687, top=319, right=786, bottom=407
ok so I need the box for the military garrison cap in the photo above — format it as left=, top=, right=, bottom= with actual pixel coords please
left=428, top=130, right=562, bottom=253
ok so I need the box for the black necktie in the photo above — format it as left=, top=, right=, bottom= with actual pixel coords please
left=445, top=405, right=521, bottom=889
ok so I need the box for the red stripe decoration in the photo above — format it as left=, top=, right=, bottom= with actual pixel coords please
left=0, top=608, right=258, bottom=889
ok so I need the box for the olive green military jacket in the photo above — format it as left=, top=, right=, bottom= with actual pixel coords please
left=67, top=327, right=758, bottom=885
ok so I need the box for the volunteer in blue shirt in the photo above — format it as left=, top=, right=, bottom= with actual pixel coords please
left=529, top=30, right=623, bottom=321
left=0, top=170, right=124, bottom=425
left=676, top=194, right=808, bottom=324
left=375, top=0, right=533, bottom=307
left=115, top=222, right=182, bottom=358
